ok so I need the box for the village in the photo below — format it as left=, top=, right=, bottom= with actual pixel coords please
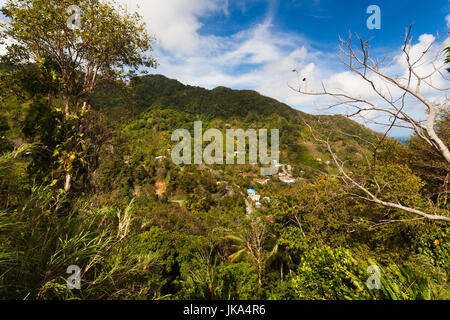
left=152, top=149, right=302, bottom=223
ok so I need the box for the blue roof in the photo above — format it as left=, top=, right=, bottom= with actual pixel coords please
left=247, top=189, right=256, bottom=194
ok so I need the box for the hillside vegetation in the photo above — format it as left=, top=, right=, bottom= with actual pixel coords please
left=0, top=0, right=448, bottom=300
left=1, top=70, right=448, bottom=300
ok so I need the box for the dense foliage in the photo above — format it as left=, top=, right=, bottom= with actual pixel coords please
left=0, top=0, right=448, bottom=300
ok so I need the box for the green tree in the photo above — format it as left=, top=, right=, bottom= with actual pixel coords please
left=2, top=0, right=156, bottom=117
left=1, top=0, right=157, bottom=193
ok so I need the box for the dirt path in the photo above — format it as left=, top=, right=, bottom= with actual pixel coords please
left=155, top=181, right=166, bottom=197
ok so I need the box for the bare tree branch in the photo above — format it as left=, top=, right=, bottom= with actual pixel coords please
left=303, top=122, right=450, bottom=223
left=291, top=26, right=450, bottom=163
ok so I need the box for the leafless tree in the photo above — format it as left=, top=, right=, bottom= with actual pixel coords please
left=292, top=26, right=449, bottom=162
left=293, top=27, right=450, bottom=223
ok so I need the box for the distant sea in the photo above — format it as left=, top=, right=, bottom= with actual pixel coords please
left=393, top=136, right=410, bottom=145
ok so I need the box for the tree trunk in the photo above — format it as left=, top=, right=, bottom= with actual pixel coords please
left=64, top=172, right=72, bottom=193
left=280, top=262, right=283, bottom=280
left=427, top=107, right=450, bottom=163
left=47, top=91, right=52, bottom=106
left=257, top=263, right=262, bottom=285
left=429, top=132, right=450, bottom=163
left=82, top=101, right=88, bottom=112
left=63, top=86, right=70, bottom=119
left=64, top=99, right=70, bottom=119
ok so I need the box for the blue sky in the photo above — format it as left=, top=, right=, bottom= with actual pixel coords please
left=200, top=0, right=449, bottom=85
left=200, top=0, right=448, bottom=48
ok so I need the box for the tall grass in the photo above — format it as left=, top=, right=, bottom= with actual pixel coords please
left=0, top=181, right=165, bottom=299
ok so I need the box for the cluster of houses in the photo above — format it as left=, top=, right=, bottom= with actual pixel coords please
left=246, top=189, right=271, bottom=208
left=240, top=160, right=298, bottom=185
left=271, top=160, right=297, bottom=183
left=246, top=188, right=273, bottom=222
left=277, top=172, right=296, bottom=184
left=253, top=174, right=296, bottom=184
left=253, top=160, right=297, bottom=184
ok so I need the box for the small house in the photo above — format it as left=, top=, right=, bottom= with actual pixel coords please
left=254, top=178, right=269, bottom=185
left=249, top=194, right=261, bottom=202
left=272, top=160, right=284, bottom=168
left=280, top=177, right=296, bottom=184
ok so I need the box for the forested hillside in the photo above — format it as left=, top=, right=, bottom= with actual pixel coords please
left=0, top=0, right=449, bottom=301
left=93, top=75, right=380, bottom=173
left=1, top=69, right=449, bottom=299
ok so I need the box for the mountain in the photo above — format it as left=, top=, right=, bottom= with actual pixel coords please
left=92, top=74, right=381, bottom=173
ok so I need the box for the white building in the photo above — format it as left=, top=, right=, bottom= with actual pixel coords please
left=272, top=160, right=284, bottom=168
left=254, top=178, right=269, bottom=185
left=249, top=194, right=261, bottom=202
left=280, top=176, right=296, bottom=184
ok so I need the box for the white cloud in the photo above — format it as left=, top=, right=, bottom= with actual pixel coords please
left=118, top=0, right=223, bottom=55
left=446, top=14, right=450, bottom=28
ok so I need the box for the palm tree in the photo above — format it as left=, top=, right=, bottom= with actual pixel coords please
left=225, top=219, right=273, bottom=285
